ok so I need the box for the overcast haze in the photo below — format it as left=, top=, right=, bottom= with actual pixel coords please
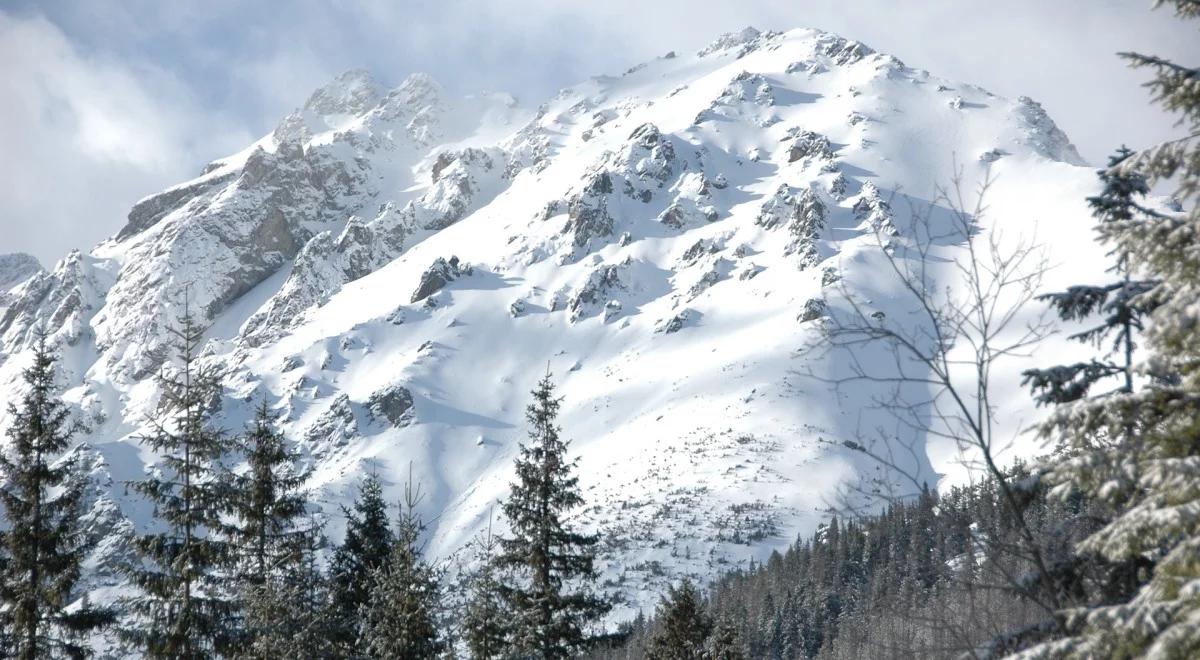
left=1, top=0, right=1196, bottom=266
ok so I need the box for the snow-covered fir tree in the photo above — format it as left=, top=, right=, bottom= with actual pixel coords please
left=463, top=518, right=510, bottom=659
left=497, top=372, right=610, bottom=659
left=227, top=401, right=313, bottom=652
left=1022, top=147, right=1161, bottom=404
left=646, top=580, right=713, bottom=660
left=360, top=479, right=444, bottom=659
left=239, top=514, right=336, bottom=660
left=0, top=331, right=112, bottom=659
left=328, top=472, right=393, bottom=655
left=228, top=401, right=308, bottom=586
left=121, top=310, right=240, bottom=658
left=1017, top=2, right=1200, bottom=657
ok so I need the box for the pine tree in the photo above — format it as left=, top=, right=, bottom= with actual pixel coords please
left=703, top=622, right=743, bottom=660
left=360, top=478, right=444, bottom=659
left=464, top=517, right=510, bottom=659
left=122, top=311, right=239, bottom=658
left=228, top=401, right=308, bottom=586
left=239, top=515, right=336, bottom=659
left=1021, top=3, right=1200, bottom=657
left=646, top=580, right=712, bottom=660
left=497, top=372, right=610, bottom=659
left=1022, top=146, right=1161, bottom=405
left=328, top=472, right=394, bottom=655
left=0, top=331, right=112, bottom=659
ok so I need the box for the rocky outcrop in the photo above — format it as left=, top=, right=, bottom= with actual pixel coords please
left=568, top=263, right=628, bottom=322
left=564, top=170, right=616, bottom=249
left=798, top=297, right=827, bottom=323
left=411, top=256, right=471, bottom=303
left=367, top=384, right=415, bottom=427
left=0, top=253, right=42, bottom=292
left=303, top=393, right=358, bottom=450
left=241, top=206, right=416, bottom=346
left=0, top=250, right=98, bottom=353
left=852, top=182, right=897, bottom=236
left=787, top=130, right=835, bottom=163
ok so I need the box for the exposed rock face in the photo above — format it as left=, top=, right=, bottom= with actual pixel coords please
left=568, top=263, right=628, bottom=322
left=0, top=250, right=98, bottom=352
left=1012, top=96, right=1086, bottom=166
left=241, top=206, right=415, bottom=346
left=411, top=256, right=471, bottom=303
left=367, top=384, right=415, bottom=427
left=852, top=182, right=897, bottom=236
left=657, top=307, right=697, bottom=334
left=407, top=147, right=506, bottom=231
left=697, top=27, right=765, bottom=58
left=787, top=130, right=835, bottom=163
left=564, top=170, right=616, bottom=249
left=303, top=69, right=383, bottom=117
left=755, top=185, right=827, bottom=266
left=303, top=393, right=358, bottom=450
left=799, top=297, right=827, bottom=322
left=117, top=172, right=237, bottom=240
left=0, top=253, right=42, bottom=292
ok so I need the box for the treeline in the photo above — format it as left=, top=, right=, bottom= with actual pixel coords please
left=593, top=472, right=1106, bottom=659
left=0, top=321, right=610, bottom=658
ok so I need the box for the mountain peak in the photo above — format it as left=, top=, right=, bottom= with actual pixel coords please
left=303, top=68, right=383, bottom=117
left=697, top=26, right=764, bottom=57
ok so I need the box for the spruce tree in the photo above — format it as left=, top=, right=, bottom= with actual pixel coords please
left=1022, top=146, right=1161, bottom=404
left=359, top=479, right=443, bottom=659
left=1023, top=3, right=1200, bottom=656
left=646, top=580, right=712, bottom=660
left=497, top=372, right=610, bottom=659
left=328, top=472, right=393, bottom=655
left=0, top=331, right=111, bottom=659
left=463, top=518, right=510, bottom=659
left=122, top=311, right=239, bottom=658
left=239, top=515, right=336, bottom=660
left=228, top=400, right=308, bottom=586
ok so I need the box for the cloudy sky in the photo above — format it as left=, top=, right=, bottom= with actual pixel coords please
left=1, top=0, right=1195, bottom=266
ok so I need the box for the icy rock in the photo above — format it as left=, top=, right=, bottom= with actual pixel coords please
left=411, top=256, right=469, bottom=303
left=564, top=170, right=616, bottom=248
left=304, top=394, right=358, bottom=447
left=1012, top=96, right=1085, bottom=165
left=0, top=253, right=43, bottom=291
left=814, top=34, right=876, bottom=65
left=303, top=69, right=383, bottom=117
left=604, top=299, right=623, bottom=322
left=979, top=148, right=1008, bottom=163
left=367, top=385, right=415, bottom=428
left=853, top=182, right=897, bottom=236
left=569, top=264, right=627, bottom=322
left=697, top=27, right=762, bottom=58
left=798, top=298, right=828, bottom=323
left=787, top=130, right=835, bottom=163
left=657, top=308, right=696, bottom=334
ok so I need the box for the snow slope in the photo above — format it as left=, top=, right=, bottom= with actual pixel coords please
left=0, top=26, right=1124, bottom=626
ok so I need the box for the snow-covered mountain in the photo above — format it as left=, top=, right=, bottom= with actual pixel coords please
left=0, top=26, right=1114, bottom=622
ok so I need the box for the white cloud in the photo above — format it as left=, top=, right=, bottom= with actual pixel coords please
left=0, top=12, right=252, bottom=264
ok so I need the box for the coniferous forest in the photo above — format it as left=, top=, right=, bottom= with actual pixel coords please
left=0, top=2, right=1198, bottom=658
